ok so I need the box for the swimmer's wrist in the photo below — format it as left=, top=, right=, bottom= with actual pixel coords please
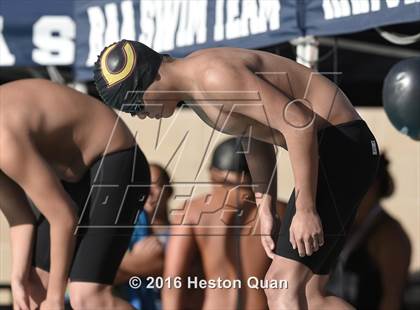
left=294, top=187, right=316, bottom=209
left=11, top=272, right=28, bottom=284
left=295, top=202, right=316, bottom=212
left=46, top=275, right=68, bottom=302
left=295, top=196, right=316, bottom=211
left=256, top=193, right=273, bottom=212
left=46, top=288, right=65, bottom=304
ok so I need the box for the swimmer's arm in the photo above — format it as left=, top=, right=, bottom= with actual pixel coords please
left=0, top=171, right=35, bottom=288
left=204, top=67, right=321, bottom=255
left=115, top=236, right=165, bottom=284
left=204, top=66, right=316, bottom=209
left=372, top=224, right=411, bottom=310
left=0, top=134, right=77, bottom=304
left=254, top=73, right=318, bottom=211
left=240, top=138, right=277, bottom=206
left=162, top=225, right=198, bottom=310
left=247, top=71, right=323, bottom=255
left=241, top=138, right=278, bottom=258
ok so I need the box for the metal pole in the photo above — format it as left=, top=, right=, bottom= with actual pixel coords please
left=318, top=37, right=420, bottom=59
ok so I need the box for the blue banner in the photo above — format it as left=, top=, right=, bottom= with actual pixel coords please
left=0, top=0, right=74, bottom=66
left=74, top=0, right=299, bottom=80
left=305, top=0, right=420, bottom=36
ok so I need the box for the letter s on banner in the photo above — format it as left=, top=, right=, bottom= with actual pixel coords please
left=32, top=16, right=75, bottom=65
left=0, top=16, right=16, bottom=65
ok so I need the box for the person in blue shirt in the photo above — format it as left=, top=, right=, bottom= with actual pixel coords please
left=115, top=164, right=173, bottom=309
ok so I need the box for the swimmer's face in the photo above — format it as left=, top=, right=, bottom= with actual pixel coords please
left=136, top=70, right=178, bottom=119
left=136, top=101, right=176, bottom=120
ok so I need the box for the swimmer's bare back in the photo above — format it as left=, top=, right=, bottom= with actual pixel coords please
left=181, top=47, right=360, bottom=147
left=186, top=185, right=255, bottom=310
left=0, top=79, right=134, bottom=182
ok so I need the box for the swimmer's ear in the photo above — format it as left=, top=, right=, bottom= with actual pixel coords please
left=154, top=73, right=161, bottom=82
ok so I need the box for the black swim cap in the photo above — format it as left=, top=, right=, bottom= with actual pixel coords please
left=211, top=138, right=249, bottom=173
left=94, top=40, right=164, bottom=115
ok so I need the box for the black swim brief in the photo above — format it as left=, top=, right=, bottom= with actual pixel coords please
left=32, top=146, right=150, bottom=284
left=275, top=120, right=379, bottom=275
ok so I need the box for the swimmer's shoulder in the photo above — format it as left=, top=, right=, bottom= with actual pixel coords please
left=368, top=211, right=411, bottom=262
left=1, top=78, right=59, bottom=91
left=186, top=194, right=209, bottom=210
left=0, top=80, right=44, bottom=130
left=0, top=79, right=79, bottom=104
left=186, top=48, right=303, bottom=88
left=186, top=47, right=260, bottom=71
left=177, top=194, right=211, bottom=226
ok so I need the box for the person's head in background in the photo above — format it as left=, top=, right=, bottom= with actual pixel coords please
left=144, top=164, right=172, bottom=226
left=356, top=153, right=394, bottom=223
left=210, top=138, right=252, bottom=183
left=209, top=138, right=254, bottom=206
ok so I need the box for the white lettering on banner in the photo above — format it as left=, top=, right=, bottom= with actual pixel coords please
left=86, top=7, right=105, bottom=66
left=0, top=16, right=15, bottom=66
left=323, top=0, right=419, bottom=20
left=32, top=16, right=75, bottom=65
left=121, top=0, right=136, bottom=41
left=322, top=0, right=334, bottom=19
left=404, top=0, right=419, bottom=5
left=150, top=0, right=181, bottom=52
left=386, top=0, right=400, bottom=8
left=85, top=0, right=282, bottom=63
left=86, top=2, right=132, bottom=67
left=226, top=0, right=241, bottom=40
left=371, top=0, right=381, bottom=11
left=104, top=3, right=119, bottom=45
left=176, top=0, right=207, bottom=47
left=259, top=0, right=281, bottom=31
left=351, top=0, right=370, bottom=15
left=218, top=0, right=281, bottom=41
left=139, top=1, right=155, bottom=46
left=214, top=0, right=224, bottom=41
left=331, top=0, right=351, bottom=17
left=241, top=0, right=260, bottom=36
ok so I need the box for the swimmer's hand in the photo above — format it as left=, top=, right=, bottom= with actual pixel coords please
left=289, top=208, right=324, bottom=257
left=11, top=279, right=30, bottom=310
left=132, top=236, right=164, bottom=256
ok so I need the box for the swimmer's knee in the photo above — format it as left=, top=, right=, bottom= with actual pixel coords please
left=264, top=255, right=310, bottom=298
left=69, top=283, right=111, bottom=309
left=69, top=282, right=133, bottom=310
left=265, top=255, right=307, bottom=281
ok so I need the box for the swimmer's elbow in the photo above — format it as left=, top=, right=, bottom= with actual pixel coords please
left=47, top=207, right=77, bottom=229
left=281, top=99, right=315, bottom=134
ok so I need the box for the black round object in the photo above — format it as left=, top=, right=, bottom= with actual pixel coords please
left=211, top=138, right=249, bottom=173
left=383, top=57, right=420, bottom=141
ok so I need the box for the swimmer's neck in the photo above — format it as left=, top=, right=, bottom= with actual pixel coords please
left=160, top=57, right=197, bottom=96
